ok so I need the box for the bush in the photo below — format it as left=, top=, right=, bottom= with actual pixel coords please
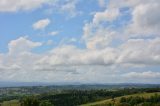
left=40, top=100, right=52, bottom=106
left=21, top=96, right=40, bottom=106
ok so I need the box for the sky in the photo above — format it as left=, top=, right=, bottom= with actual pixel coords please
left=0, top=0, right=160, bottom=84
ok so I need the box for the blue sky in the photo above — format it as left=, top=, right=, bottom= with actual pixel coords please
left=0, top=0, right=160, bottom=83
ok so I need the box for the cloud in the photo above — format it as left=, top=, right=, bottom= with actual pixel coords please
left=82, top=7, right=120, bottom=50
left=117, top=38, right=160, bottom=66
left=44, top=0, right=81, bottom=18
left=38, top=45, right=117, bottom=66
left=85, top=28, right=116, bottom=49
left=0, top=36, right=160, bottom=82
left=98, top=0, right=107, bottom=8
left=8, top=37, right=42, bottom=54
left=0, top=0, right=50, bottom=12
left=49, top=31, right=59, bottom=36
left=83, top=21, right=117, bottom=50
left=0, top=0, right=81, bottom=19
left=0, top=37, right=43, bottom=81
left=60, top=0, right=80, bottom=17
left=93, top=8, right=120, bottom=24
left=106, top=0, right=160, bottom=37
left=1, top=0, right=160, bottom=83
left=33, top=18, right=51, bottom=30
left=127, top=2, right=160, bottom=36
left=108, top=0, right=152, bottom=9
left=123, top=71, right=160, bottom=79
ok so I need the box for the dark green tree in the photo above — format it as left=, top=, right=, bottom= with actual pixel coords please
left=21, top=96, right=40, bottom=106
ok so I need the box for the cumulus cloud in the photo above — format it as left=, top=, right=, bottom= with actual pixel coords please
left=84, top=27, right=115, bottom=49
left=8, top=37, right=42, bottom=54
left=83, top=18, right=117, bottom=50
left=82, top=6, right=120, bottom=50
left=37, top=45, right=117, bottom=66
left=127, top=2, right=160, bottom=36
left=117, top=38, right=160, bottom=66
left=0, top=37, right=44, bottom=81
left=0, top=0, right=50, bottom=12
left=106, top=0, right=160, bottom=37
left=53, top=37, right=160, bottom=67
left=1, top=36, right=160, bottom=82
left=32, top=18, right=51, bottom=30
left=1, top=0, right=160, bottom=83
left=0, top=37, right=116, bottom=77
left=2, top=37, right=160, bottom=70
left=93, top=8, right=120, bottom=24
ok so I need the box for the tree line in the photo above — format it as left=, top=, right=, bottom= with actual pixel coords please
left=19, top=88, right=160, bottom=106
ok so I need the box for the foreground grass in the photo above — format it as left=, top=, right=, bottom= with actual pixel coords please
left=0, top=100, right=20, bottom=106
left=81, top=92, right=160, bottom=106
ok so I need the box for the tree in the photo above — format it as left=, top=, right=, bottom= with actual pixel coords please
left=120, top=97, right=126, bottom=103
left=21, top=96, right=40, bottom=106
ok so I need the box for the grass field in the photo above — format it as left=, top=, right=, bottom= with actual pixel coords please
left=81, top=92, right=160, bottom=106
left=0, top=100, right=20, bottom=106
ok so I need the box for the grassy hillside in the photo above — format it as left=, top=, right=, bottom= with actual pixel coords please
left=81, top=92, right=160, bottom=106
left=1, top=92, right=159, bottom=106
left=0, top=100, right=20, bottom=106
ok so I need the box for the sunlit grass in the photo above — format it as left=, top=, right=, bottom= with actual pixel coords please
left=81, top=92, right=160, bottom=106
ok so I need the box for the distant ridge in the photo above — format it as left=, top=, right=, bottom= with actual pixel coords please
left=0, top=82, right=160, bottom=88
left=0, top=82, right=52, bottom=87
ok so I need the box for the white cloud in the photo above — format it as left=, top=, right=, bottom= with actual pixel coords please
left=82, top=7, right=120, bottom=50
left=93, top=8, right=120, bottom=24
left=1, top=36, right=160, bottom=82
left=85, top=29, right=115, bottom=49
left=0, top=37, right=43, bottom=81
left=106, top=0, right=160, bottom=37
left=49, top=31, right=59, bottom=36
left=83, top=23, right=117, bottom=49
left=108, top=0, right=152, bottom=9
left=43, top=0, right=81, bottom=18
left=33, top=18, right=51, bottom=30
left=60, top=0, right=80, bottom=17
left=1, top=0, right=160, bottom=83
left=0, top=0, right=50, bottom=12
left=117, top=38, right=160, bottom=66
left=126, top=2, right=160, bottom=36
left=8, top=37, right=42, bottom=54
left=0, top=0, right=81, bottom=19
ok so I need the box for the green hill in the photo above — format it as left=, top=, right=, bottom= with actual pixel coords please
left=81, top=92, right=160, bottom=106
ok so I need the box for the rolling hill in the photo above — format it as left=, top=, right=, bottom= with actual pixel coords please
left=81, top=92, right=160, bottom=106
